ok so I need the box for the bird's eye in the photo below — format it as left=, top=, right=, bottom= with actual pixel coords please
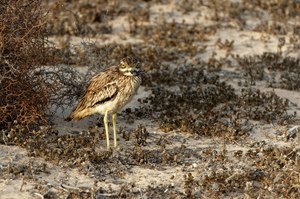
left=120, top=64, right=126, bottom=69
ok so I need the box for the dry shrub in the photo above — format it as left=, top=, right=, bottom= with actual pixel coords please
left=45, top=0, right=118, bottom=36
left=0, top=0, right=54, bottom=129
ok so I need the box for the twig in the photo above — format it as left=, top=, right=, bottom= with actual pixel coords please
left=20, top=178, right=25, bottom=191
left=34, top=193, right=44, bottom=199
left=61, top=184, right=80, bottom=192
left=2, top=130, right=8, bottom=145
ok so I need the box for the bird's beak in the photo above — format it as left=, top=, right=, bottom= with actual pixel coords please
left=131, top=67, right=143, bottom=75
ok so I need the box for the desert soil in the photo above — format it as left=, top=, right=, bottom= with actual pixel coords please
left=2, top=1, right=300, bottom=198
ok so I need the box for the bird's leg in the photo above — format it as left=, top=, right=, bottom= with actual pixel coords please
left=104, top=110, right=110, bottom=149
left=112, top=113, right=117, bottom=147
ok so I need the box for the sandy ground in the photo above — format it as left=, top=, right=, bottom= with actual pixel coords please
left=2, top=1, right=300, bottom=198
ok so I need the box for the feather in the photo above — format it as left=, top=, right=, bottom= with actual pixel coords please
left=67, top=68, right=119, bottom=120
left=65, top=57, right=141, bottom=121
left=65, top=56, right=142, bottom=149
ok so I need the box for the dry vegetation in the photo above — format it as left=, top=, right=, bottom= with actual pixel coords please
left=0, top=0, right=51, bottom=128
left=0, top=0, right=80, bottom=129
left=2, top=0, right=300, bottom=198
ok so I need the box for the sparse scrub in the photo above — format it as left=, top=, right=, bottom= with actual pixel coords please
left=0, top=0, right=51, bottom=128
left=1, top=0, right=300, bottom=198
left=0, top=0, right=81, bottom=129
left=237, top=52, right=300, bottom=91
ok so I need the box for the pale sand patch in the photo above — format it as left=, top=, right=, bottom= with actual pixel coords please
left=3, top=1, right=300, bottom=198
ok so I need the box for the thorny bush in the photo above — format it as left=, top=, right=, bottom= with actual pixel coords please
left=0, top=0, right=80, bottom=129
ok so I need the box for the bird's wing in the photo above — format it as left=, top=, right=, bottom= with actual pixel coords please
left=86, top=81, right=118, bottom=107
left=74, top=72, right=119, bottom=111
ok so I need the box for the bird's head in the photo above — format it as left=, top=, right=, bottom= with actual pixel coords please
left=119, top=56, right=142, bottom=76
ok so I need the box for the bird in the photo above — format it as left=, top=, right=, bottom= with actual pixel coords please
left=65, top=56, right=142, bottom=149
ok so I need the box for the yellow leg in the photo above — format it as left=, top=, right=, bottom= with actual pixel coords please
left=112, top=113, right=117, bottom=147
left=104, top=111, right=110, bottom=149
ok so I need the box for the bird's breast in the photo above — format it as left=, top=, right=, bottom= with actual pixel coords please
left=98, top=76, right=141, bottom=114
left=116, top=76, right=141, bottom=104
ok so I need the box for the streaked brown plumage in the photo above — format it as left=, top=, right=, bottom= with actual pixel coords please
left=66, top=56, right=142, bottom=149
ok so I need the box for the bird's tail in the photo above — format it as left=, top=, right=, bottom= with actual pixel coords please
left=64, top=109, right=91, bottom=121
left=64, top=110, right=78, bottom=121
left=64, top=116, right=72, bottom=121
